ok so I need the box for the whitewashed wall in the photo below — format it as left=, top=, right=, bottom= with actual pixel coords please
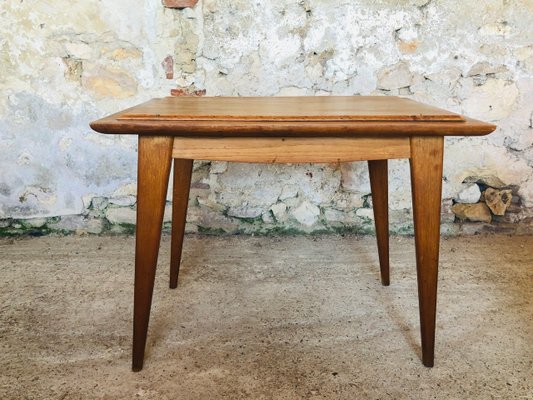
left=1, top=0, right=531, bottom=235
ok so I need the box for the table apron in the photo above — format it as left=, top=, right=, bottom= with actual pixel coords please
left=171, top=136, right=411, bottom=163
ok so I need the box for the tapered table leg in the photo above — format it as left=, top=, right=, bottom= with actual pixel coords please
left=133, top=136, right=173, bottom=372
left=368, top=160, right=390, bottom=286
left=170, top=159, right=193, bottom=289
left=409, top=136, right=444, bottom=367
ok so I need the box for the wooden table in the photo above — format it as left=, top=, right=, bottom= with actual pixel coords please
left=91, top=96, right=496, bottom=371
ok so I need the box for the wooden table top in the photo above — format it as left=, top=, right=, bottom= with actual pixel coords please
left=90, top=96, right=496, bottom=137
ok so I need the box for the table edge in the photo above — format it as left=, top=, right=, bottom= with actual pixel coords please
left=90, top=116, right=497, bottom=137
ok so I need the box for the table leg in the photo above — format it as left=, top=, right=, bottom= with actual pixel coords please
left=368, top=160, right=390, bottom=286
left=133, top=136, right=173, bottom=372
left=409, top=136, right=444, bottom=367
left=170, top=159, right=193, bottom=289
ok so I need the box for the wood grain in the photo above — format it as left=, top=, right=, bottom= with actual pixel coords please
left=89, top=96, right=498, bottom=371
left=117, top=96, right=465, bottom=122
left=368, top=160, right=390, bottom=286
left=91, top=117, right=496, bottom=138
left=90, top=96, right=496, bottom=138
left=410, top=136, right=444, bottom=368
left=170, top=159, right=193, bottom=289
left=133, top=136, right=174, bottom=372
left=172, top=137, right=410, bottom=163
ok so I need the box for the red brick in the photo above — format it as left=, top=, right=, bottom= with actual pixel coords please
left=161, top=55, right=174, bottom=80
left=170, top=88, right=206, bottom=96
left=162, top=0, right=198, bottom=8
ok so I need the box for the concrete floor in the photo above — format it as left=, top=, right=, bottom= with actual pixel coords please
left=0, top=234, right=531, bottom=399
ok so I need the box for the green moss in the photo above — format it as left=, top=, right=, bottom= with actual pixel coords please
left=0, top=224, right=55, bottom=237
left=118, top=223, right=136, bottom=235
left=234, top=215, right=263, bottom=224
left=259, top=226, right=307, bottom=235
left=0, top=227, right=21, bottom=237
left=331, top=224, right=374, bottom=235
left=362, top=194, right=372, bottom=208
left=391, top=224, right=414, bottom=236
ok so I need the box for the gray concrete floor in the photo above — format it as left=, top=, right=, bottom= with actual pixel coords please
left=0, top=234, right=531, bottom=399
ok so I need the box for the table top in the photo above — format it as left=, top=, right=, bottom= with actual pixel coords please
left=90, top=96, right=496, bottom=137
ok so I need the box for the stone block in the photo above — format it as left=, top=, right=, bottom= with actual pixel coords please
left=109, top=196, right=136, bottom=207
left=291, top=201, right=320, bottom=227
left=82, top=65, right=137, bottom=99
left=355, top=208, right=374, bottom=220
left=86, top=219, right=104, bottom=234
left=377, top=62, right=414, bottom=90
left=227, top=206, right=264, bottom=219
left=456, top=184, right=481, bottom=204
left=452, top=203, right=492, bottom=223
left=484, top=188, right=512, bottom=216
left=270, top=203, right=288, bottom=222
left=105, top=207, right=136, bottom=225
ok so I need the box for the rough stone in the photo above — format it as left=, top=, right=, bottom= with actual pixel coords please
left=210, top=161, right=228, bottom=174
left=463, top=176, right=508, bottom=189
left=462, top=79, right=519, bottom=121
left=1, top=0, right=532, bottom=235
left=484, top=188, right=513, bottom=216
left=261, top=212, right=274, bottom=223
left=21, top=218, right=48, bottom=228
left=86, top=218, right=104, bottom=234
left=112, top=184, right=137, bottom=197
left=479, top=21, right=512, bottom=37
left=105, top=207, right=136, bottom=225
left=279, top=185, right=298, bottom=200
left=355, top=208, right=374, bottom=220
left=340, top=163, right=371, bottom=194
left=329, top=191, right=365, bottom=210
left=456, top=184, right=482, bottom=204
left=48, top=215, right=88, bottom=232
left=323, top=209, right=362, bottom=226
left=91, top=197, right=109, bottom=211
left=82, top=64, right=137, bottom=99
left=197, top=197, right=225, bottom=212
left=187, top=206, right=238, bottom=234
left=377, top=62, right=414, bottom=90
left=108, top=196, right=136, bottom=207
left=290, top=201, right=320, bottom=227
left=452, top=203, right=492, bottom=223
left=270, top=203, right=288, bottom=222
left=227, top=206, right=264, bottom=219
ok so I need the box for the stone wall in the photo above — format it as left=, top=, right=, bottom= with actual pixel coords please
left=1, top=0, right=532, bottom=236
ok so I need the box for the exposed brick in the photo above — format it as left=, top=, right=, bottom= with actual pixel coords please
left=170, top=88, right=206, bottom=96
left=162, top=0, right=198, bottom=8
left=161, top=55, right=174, bottom=79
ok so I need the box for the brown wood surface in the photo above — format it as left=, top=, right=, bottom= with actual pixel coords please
left=170, top=159, right=193, bottom=289
left=409, top=136, right=444, bottom=368
left=172, top=137, right=410, bottom=163
left=368, top=160, right=390, bottom=286
left=90, top=97, right=496, bottom=138
left=118, top=96, right=464, bottom=122
left=132, top=136, right=174, bottom=372
left=90, top=96, right=497, bottom=371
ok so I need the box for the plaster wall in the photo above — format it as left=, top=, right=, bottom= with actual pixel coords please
left=1, top=0, right=532, bottom=235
